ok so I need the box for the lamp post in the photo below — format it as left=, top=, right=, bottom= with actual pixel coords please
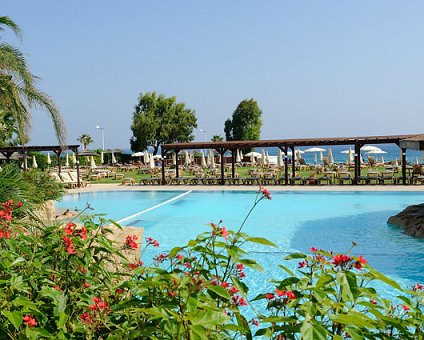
left=200, top=129, right=207, bottom=156
left=96, top=125, right=105, bottom=151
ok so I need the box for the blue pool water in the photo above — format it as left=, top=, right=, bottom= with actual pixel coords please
left=56, top=190, right=424, bottom=293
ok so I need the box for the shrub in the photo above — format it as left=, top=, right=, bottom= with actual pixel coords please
left=0, top=188, right=422, bottom=339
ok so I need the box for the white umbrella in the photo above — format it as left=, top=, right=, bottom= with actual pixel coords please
left=32, top=155, right=38, bottom=169
left=71, top=152, right=77, bottom=166
left=172, top=153, right=177, bottom=166
left=261, top=149, right=266, bottom=165
left=209, top=149, right=215, bottom=168
left=360, top=154, right=364, bottom=165
left=366, top=150, right=387, bottom=155
left=65, top=153, right=69, bottom=167
left=245, top=151, right=261, bottom=158
left=100, top=151, right=104, bottom=164
left=394, top=159, right=399, bottom=167
left=236, top=149, right=241, bottom=163
left=381, top=156, right=385, bottom=164
left=277, top=149, right=283, bottom=167
left=348, top=148, right=354, bottom=164
left=327, top=149, right=334, bottom=165
left=131, top=151, right=144, bottom=157
left=314, top=153, right=317, bottom=164
left=111, top=152, right=117, bottom=164
left=184, top=150, right=190, bottom=167
left=90, top=156, right=97, bottom=169
left=201, top=153, right=207, bottom=167
left=240, top=150, right=243, bottom=160
left=149, top=154, right=155, bottom=169
left=47, top=152, right=51, bottom=165
left=319, top=150, right=323, bottom=161
left=250, top=151, right=255, bottom=165
left=361, top=145, right=382, bottom=152
left=304, top=147, right=326, bottom=153
left=144, top=152, right=150, bottom=164
left=266, top=151, right=270, bottom=165
left=416, top=156, right=420, bottom=165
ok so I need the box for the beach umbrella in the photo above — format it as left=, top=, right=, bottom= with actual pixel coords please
left=348, top=148, right=354, bottom=164
left=250, top=151, right=255, bottom=165
left=416, top=156, right=420, bottom=165
left=360, top=154, right=364, bottom=165
left=266, top=151, right=270, bottom=165
left=361, top=145, right=382, bottom=152
left=47, top=152, right=51, bottom=165
left=149, top=154, right=155, bottom=169
left=100, top=151, right=104, bottom=164
left=236, top=149, right=241, bottom=163
left=131, top=151, right=144, bottom=157
left=90, top=156, right=97, bottom=169
left=366, top=150, right=387, bottom=155
left=144, top=152, right=149, bottom=164
left=65, top=153, right=69, bottom=167
left=304, top=147, right=326, bottom=153
left=71, top=152, right=77, bottom=166
left=172, top=153, right=177, bottom=166
left=277, top=149, right=283, bottom=167
left=381, top=156, right=385, bottom=164
left=184, top=150, right=190, bottom=167
left=32, top=156, right=38, bottom=169
left=394, top=159, right=399, bottom=167
left=314, top=153, right=317, bottom=164
left=240, top=150, right=243, bottom=160
left=327, top=149, right=334, bottom=165
left=201, top=152, right=207, bottom=167
left=261, top=149, right=266, bottom=165
left=209, top=149, right=215, bottom=168
left=111, top=152, right=117, bottom=164
left=319, top=151, right=323, bottom=161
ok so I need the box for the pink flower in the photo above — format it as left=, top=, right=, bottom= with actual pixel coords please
left=310, top=247, right=318, bottom=252
left=298, top=260, right=307, bottom=268
left=260, top=187, right=272, bottom=199
left=221, top=227, right=229, bottom=240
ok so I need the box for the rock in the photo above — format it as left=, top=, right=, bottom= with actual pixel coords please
left=388, top=203, right=424, bottom=238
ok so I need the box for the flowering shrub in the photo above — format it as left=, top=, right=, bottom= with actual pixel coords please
left=0, top=188, right=423, bottom=339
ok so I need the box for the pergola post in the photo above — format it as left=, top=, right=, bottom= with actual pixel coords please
left=290, top=145, right=295, bottom=180
left=401, top=148, right=407, bottom=185
left=54, top=150, right=62, bottom=174
left=354, top=141, right=360, bottom=184
left=175, top=150, right=180, bottom=178
left=219, top=148, right=225, bottom=185
left=231, top=149, right=235, bottom=178
left=161, top=148, right=166, bottom=185
left=75, top=149, right=81, bottom=187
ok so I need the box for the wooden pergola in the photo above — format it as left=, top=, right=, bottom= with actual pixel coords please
left=0, top=144, right=82, bottom=187
left=161, top=134, right=424, bottom=185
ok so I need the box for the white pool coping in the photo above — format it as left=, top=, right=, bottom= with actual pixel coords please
left=68, top=183, right=424, bottom=193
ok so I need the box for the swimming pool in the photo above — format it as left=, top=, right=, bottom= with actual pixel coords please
left=56, top=190, right=424, bottom=291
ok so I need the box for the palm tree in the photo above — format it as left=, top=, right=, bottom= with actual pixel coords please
left=0, top=16, right=66, bottom=146
left=77, top=133, right=93, bottom=150
left=211, top=135, right=224, bottom=142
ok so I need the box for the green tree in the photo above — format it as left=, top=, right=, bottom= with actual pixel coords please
left=0, top=16, right=66, bottom=146
left=224, top=98, right=262, bottom=141
left=77, top=133, right=93, bottom=150
left=130, top=92, right=197, bottom=155
left=211, top=135, right=223, bottom=142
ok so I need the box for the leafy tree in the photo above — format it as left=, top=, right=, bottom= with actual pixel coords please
left=211, top=135, right=223, bottom=142
left=77, top=133, right=93, bottom=150
left=130, top=92, right=197, bottom=155
left=0, top=16, right=66, bottom=146
left=224, top=99, right=263, bottom=141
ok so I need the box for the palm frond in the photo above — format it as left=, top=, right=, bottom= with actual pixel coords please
left=0, top=16, right=22, bottom=40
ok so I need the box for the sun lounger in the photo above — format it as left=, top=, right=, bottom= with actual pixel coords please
left=380, top=170, right=394, bottom=185
left=59, top=172, right=78, bottom=188
left=68, top=171, right=90, bottom=187
left=336, top=172, right=352, bottom=185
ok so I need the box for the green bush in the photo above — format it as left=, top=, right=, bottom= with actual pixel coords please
left=0, top=189, right=422, bottom=338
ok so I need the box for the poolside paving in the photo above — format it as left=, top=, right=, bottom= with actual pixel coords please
left=69, top=183, right=424, bottom=193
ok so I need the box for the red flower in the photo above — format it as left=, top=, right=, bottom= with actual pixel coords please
left=83, top=282, right=91, bottom=288
left=221, top=227, right=229, bottom=240
left=249, top=318, right=259, bottom=326
left=66, top=245, right=77, bottom=255
left=402, top=305, right=410, bottom=311
left=176, top=254, right=184, bottom=261
left=265, top=293, right=274, bottom=300
left=168, top=291, right=176, bottom=297
left=64, top=223, right=75, bottom=235
left=298, top=260, right=307, bottom=268
left=261, top=187, right=272, bottom=200
left=332, top=254, right=352, bottom=267
left=414, top=283, right=423, bottom=291
left=239, top=297, right=248, bottom=306
left=80, top=312, right=93, bottom=324
left=146, top=237, right=159, bottom=247
left=125, top=235, right=138, bottom=249
left=230, top=286, right=238, bottom=294
left=17, top=201, right=23, bottom=207
left=286, top=291, right=296, bottom=299
left=370, top=299, right=377, bottom=305
left=23, top=315, right=37, bottom=327
left=53, top=285, right=62, bottom=291
left=221, top=282, right=229, bottom=288
left=275, top=289, right=285, bottom=297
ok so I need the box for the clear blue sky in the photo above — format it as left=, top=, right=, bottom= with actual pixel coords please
left=3, top=1, right=424, bottom=149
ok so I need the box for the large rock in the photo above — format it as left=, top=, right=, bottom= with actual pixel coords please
left=388, top=203, right=424, bottom=238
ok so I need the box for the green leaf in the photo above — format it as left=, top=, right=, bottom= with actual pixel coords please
left=284, top=253, right=306, bottom=260
left=368, top=268, right=402, bottom=290
left=278, top=264, right=295, bottom=276
left=191, top=310, right=229, bottom=327
left=207, top=285, right=230, bottom=300
left=2, top=310, right=22, bottom=330
left=300, top=321, right=327, bottom=340
left=336, top=271, right=358, bottom=301
left=330, top=311, right=377, bottom=328
left=245, top=237, right=276, bottom=247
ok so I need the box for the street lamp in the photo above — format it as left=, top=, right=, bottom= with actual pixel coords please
left=200, top=129, right=207, bottom=155
left=96, top=125, right=105, bottom=151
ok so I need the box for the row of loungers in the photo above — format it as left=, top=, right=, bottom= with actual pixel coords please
left=139, top=174, right=424, bottom=186
left=50, top=171, right=90, bottom=188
